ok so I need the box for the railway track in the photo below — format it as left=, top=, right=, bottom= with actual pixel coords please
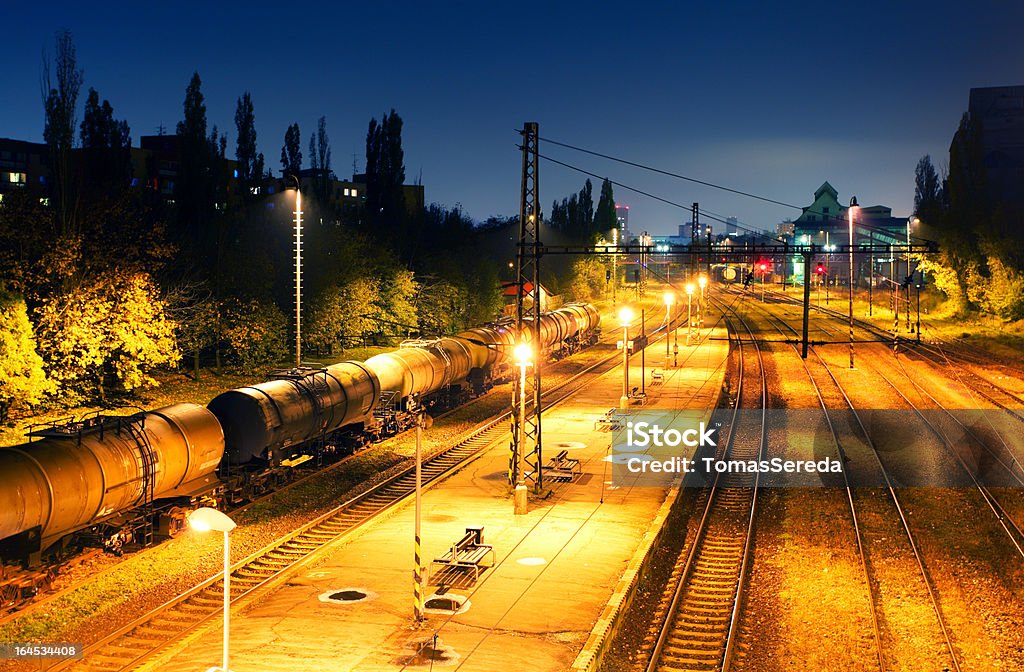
left=639, top=311, right=766, bottom=672
left=45, top=309, right=658, bottom=672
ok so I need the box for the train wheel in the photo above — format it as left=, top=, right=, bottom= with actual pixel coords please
left=0, top=581, right=19, bottom=609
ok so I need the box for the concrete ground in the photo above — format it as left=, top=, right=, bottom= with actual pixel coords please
left=146, top=327, right=728, bottom=672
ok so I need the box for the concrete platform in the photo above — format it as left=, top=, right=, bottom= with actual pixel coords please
left=146, top=327, right=728, bottom=672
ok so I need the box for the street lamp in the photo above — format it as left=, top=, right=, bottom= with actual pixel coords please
left=513, top=343, right=532, bottom=514
left=698, top=275, right=708, bottom=330
left=189, top=507, right=237, bottom=672
left=685, top=283, right=694, bottom=346
left=849, top=196, right=858, bottom=369
left=618, top=307, right=633, bottom=408
left=663, top=292, right=674, bottom=359
left=288, top=176, right=304, bottom=368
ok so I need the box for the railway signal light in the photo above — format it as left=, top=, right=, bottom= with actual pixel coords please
left=816, top=264, right=826, bottom=275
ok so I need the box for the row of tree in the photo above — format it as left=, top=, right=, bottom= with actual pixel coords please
left=913, top=111, right=1024, bottom=319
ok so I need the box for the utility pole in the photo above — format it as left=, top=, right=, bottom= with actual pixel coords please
left=512, top=122, right=544, bottom=494
left=691, top=202, right=699, bottom=281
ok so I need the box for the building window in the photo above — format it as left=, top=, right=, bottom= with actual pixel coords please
left=233, top=169, right=239, bottom=178
left=9, top=172, right=25, bottom=184
left=822, top=207, right=829, bottom=214
left=350, top=188, right=357, bottom=197
left=343, top=188, right=350, bottom=196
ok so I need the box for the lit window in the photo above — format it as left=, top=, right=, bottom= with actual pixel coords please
left=250, top=186, right=261, bottom=195
left=39, top=197, right=50, bottom=206
left=9, top=172, right=25, bottom=183
left=233, top=169, right=239, bottom=178
left=350, top=188, right=357, bottom=197
left=343, top=188, right=350, bottom=196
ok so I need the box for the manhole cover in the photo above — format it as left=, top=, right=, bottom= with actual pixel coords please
left=318, top=588, right=378, bottom=604
left=424, top=592, right=470, bottom=614
left=400, top=637, right=460, bottom=667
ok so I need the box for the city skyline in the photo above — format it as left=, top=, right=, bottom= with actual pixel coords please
left=4, top=1, right=1023, bottom=234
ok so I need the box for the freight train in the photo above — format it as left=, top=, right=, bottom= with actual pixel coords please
left=0, top=304, right=600, bottom=607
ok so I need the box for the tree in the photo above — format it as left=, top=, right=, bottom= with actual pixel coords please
left=42, top=29, right=84, bottom=237
left=913, top=155, right=941, bottom=220
left=34, top=272, right=178, bottom=401
left=280, top=122, right=302, bottom=178
left=174, top=73, right=227, bottom=278
left=578, top=179, right=594, bottom=236
left=234, top=92, right=264, bottom=194
left=594, top=178, right=617, bottom=236
left=221, top=297, right=288, bottom=371
left=309, top=116, right=332, bottom=203
left=568, top=257, right=606, bottom=302
left=365, top=110, right=406, bottom=230
left=374, top=269, right=418, bottom=340
left=80, top=87, right=131, bottom=197
left=0, top=288, right=52, bottom=420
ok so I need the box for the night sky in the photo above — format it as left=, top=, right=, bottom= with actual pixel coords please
left=5, top=1, right=1023, bottom=234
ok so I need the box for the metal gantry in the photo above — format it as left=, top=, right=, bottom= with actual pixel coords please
left=534, top=241, right=937, bottom=360
left=512, top=122, right=544, bottom=492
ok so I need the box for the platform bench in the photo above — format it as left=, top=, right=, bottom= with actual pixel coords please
left=546, top=449, right=582, bottom=483
left=430, top=527, right=494, bottom=584
left=650, top=369, right=663, bottom=385
left=594, top=408, right=621, bottom=431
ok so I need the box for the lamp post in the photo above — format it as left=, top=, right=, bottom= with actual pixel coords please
left=618, top=307, right=633, bottom=408
left=698, top=275, right=707, bottom=331
left=189, top=507, right=237, bottom=672
left=611, top=227, right=619, bottom=302
left=288, top=176, right=304, bottom=368
left=663, top=292, right=674, bottom=359
left=513, top=343, right=532, bottom=514
left=849, top=196, right=858, bottom=369
left=685, top=283, right=694, bottom=346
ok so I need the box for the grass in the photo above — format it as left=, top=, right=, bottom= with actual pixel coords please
left=770, top=283, right=1024, bottom=361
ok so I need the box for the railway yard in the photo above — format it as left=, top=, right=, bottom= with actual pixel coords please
left=1, top=285, right=1023, bottom=672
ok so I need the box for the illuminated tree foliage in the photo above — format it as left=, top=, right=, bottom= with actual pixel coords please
left=0, top=288, right=52, bottom=419
left=221, top=297, right=288, bottom=370
left=568, top=257, right=607, bottom=302
left=34, top=272, right=178, bottom=400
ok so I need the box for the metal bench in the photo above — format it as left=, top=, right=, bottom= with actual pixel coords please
left=430, top=527, right=494, bottom=584
left=594, top=408, right=620, bottom=431
left=546, top=449, right=582, bottom=482
left=650, top=369, right=663, bottom=385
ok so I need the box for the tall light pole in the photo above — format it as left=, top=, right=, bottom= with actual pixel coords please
left=685, top=283, right=694, bottom=346
left=663, top=292, right=674, bottom=359
left=698, top=274, right=708, bottom=330
left=189, top=508, right=237, bottom=672
left=611, top=227, right=619, bottom=302
left=513, top=343, right=532, bottom=514
left=849, top=196, right=858, bottom=369
left=289, top=176, right=304, bottom=368
left=618, top=307, right=633, bottom=408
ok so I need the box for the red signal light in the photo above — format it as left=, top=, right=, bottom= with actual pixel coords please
left=759, top=263, right=767, bottom=271
left=816, top=265, right=825, bottom=274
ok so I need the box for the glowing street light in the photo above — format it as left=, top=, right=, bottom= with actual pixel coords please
left=288, top=176, right=304, bottom=368
left=189, top=507, right=237, bottom=672
left=513, top=343, right=533, bottom=514
left=685, top=283, right=695, bottom=346
left=663, top=292, right=674, bottom=359
left=849, top=196, right=858, bottom=369
left=618, top=307, right=634, bottom=408
left=698, top=275, right=708, bottom=330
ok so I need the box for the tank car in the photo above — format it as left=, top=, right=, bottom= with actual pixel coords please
left=206, top=361, right=380, bottom=466
left=0, top=403, right=224, bottom=568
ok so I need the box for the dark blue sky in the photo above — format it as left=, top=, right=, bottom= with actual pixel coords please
left=5, top=1, right=1023, bottom=234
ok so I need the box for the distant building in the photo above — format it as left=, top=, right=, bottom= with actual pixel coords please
left=968, top=85, right=1024, bottom=206
left=776, top=220, right=795, bottom=238
left=615, top=203, right=632, bottom=242
left=0, top=138, right=50, bottom=202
